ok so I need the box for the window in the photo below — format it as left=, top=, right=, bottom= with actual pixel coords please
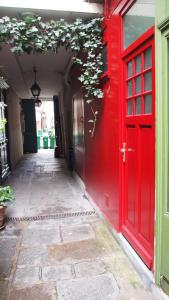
left=126, top=46, right=153, bottom=116
left=123, top=0, right=155, bottom=49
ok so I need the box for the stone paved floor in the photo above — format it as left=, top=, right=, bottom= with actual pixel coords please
left=0, top=150, right=154, bottom=299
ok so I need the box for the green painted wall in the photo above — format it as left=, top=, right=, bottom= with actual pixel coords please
left=155, top=0, right=169, bottom=290
left=156, top=0, right=169, bottom=23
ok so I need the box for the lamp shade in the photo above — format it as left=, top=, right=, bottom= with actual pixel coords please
left=31, top=81, right=41, bottom=97
left=31, top=67, right=41, bottom=97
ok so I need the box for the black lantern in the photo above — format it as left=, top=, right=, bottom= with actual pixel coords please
left=35, top=97, right=42, bottom=107
left=31, top=67, right=41, bottom=97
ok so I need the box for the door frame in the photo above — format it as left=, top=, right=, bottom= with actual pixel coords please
left=155, top=17, right=169, bottom=286
left=116, top=0, right=155, bottom=268
left=114, top=0, right=136, bottom=231
left=109, top=1, right=156, bottom=266
left=121, top=31, right=155, bottom=269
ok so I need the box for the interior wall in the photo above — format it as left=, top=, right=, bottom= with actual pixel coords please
left=6, top=88, right=23, bottom=169
left=69, top=64, right=85, bottom=175
left=58, top=82, right=73, bottom=165
left=73, top=91, right=85, bottom=180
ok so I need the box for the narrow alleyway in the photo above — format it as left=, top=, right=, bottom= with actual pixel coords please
left=6, top=150, right=93, bottom=218
left=0, top=151, right=154, bottom=300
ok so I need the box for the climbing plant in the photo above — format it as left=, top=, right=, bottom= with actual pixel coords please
left=0, top=118, right=7, bottom=133
left=0, top=15, right=103, bottom=100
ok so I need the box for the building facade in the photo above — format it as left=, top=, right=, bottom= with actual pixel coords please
left=72, top=0, right=169, bottom=296
left=0, top=0, right=169, bottom=296
left=74, top=0, right=155, bottom=268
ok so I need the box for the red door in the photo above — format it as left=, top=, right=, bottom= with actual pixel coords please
left=121, top=32, right=155, bottom=269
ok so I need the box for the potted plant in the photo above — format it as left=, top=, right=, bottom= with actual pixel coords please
left=0, top=186, right=14, bottom=229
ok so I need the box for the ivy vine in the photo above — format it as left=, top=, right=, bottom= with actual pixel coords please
left=0, top=118, right=7, bottom=133
left=0, top=15, right=103, bottom=100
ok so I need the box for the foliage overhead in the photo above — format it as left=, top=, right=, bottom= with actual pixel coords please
left=0, top=15, right=103, bottom=100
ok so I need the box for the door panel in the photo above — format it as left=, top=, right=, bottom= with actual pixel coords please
left=21, top=99, right=37, bottom=153
left=122, top=37, right=155, bottom=269
left=126, top=126, right=138, bottom=227
left=139, top=126, right=154, bottom=242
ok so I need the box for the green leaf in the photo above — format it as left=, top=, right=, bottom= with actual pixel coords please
left=0, top=14, right=104, bottom=109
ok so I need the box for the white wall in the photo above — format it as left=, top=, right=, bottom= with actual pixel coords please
left=6, top=88, right=23, bottom=169
left=0, top=0, right=103, bottom=14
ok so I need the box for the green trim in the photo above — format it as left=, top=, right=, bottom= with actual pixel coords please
left=155, top=23, right=169, bottom=286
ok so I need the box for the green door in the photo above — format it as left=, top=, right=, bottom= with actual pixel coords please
left=156, top=17, right=169, bottom=295
left=21, top=99, right=37, bottom=153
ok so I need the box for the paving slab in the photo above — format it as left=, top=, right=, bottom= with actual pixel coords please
left=21, top=227, right=60, bottom=247
left=17, top=247, right=48, bottom=266
left=0, top=238, right=17, bottom=260
left=42, top=265, right=73, bottom=282
left=27, top=217, right=83, bottom=228
left=48, top=239, right=113, bottom=265
left=61, top=224, right=95, bottom=242
left=9, top=283, right=57, bottom=300
left=57, top=273, right=119, bottom=300
left=0, top=223, right=21, bottom=237
left=74, top=260, right=106, bottom=277
left=0, top=259, right=13, bottom=279
left=92, top=221, right=121, bottom=252
left=0, top=280, right=9, bottom=300
left=13, top=266, right=40, bottom=287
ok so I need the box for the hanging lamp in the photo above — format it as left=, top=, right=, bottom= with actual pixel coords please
left=30, top=67, right=41, bottom=97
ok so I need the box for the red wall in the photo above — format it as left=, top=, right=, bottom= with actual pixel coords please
left=83, top=8, right=123, bottom=231
left=71, top=1, right=124, bottom=231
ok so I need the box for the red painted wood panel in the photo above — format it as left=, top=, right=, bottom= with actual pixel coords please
left=125, top=126, right=138, bottom=226
left=122, top=34, right=155, bottom=269
left=139, top=126, right=154, bottom=243
left=84, top=11, right=122, bottom=230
